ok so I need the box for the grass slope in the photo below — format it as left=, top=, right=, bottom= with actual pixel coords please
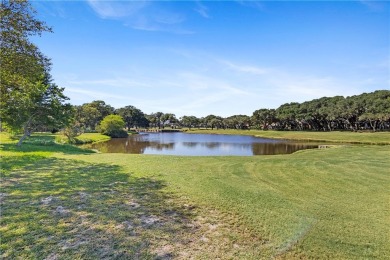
left=1, top=133, right=389, bottom=259
left=55, top=132, right=111, bottom=144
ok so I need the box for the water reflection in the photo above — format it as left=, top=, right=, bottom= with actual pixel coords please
left=90, top=136, right=175, bottom=154
left=252, top=143, right=317, bottom=155
left=86, top=133, right=319, bottom=156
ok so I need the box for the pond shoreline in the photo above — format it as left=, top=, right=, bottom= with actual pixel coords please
left=184, top=129, right=390, bottom=145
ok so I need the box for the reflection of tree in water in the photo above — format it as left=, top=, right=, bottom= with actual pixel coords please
left=203, top=142, right=220, bottom=149
left=184, top=142, right=253, bottom=151
left=90, top=137, right=175, bottom=154
left=251, top=143, right=317, bottom=155
left=182, top=142, right=198, bottom=148
left=89, top=134, right=318, bottom=155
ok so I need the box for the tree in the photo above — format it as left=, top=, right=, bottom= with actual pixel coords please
left=227, top=115, right=251, bottom=129
left=180, top=115, right=200, bottom=129
left=252, top=109, right=276, bottom=130
left=148, top=112, right=164, bottom=129
left=99, top=115, right=128, bottom=138
left=116, top=105, right=148, bottom=129
left=0, top=0, right=72, bottom=145
left=75, top=100, right=114, bottom=131
left=161, top=113, right=178, bottom=128
left=203, top=115, right=217, bottom=129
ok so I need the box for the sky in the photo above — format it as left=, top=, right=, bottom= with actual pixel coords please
left=31, top=0, right=390, bottom=118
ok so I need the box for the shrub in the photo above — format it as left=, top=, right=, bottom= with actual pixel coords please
left=99, top=115, right=128, bottom=138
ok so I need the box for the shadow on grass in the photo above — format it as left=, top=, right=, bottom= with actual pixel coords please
left=1, top=157, right=196, bottom=259
left=0, top=134, right=95, bottom=155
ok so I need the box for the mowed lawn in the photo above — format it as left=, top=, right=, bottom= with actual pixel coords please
left=1, top=133, right=389, bottom=259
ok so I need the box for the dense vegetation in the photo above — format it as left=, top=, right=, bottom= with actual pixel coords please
left=0, top=0, right=72, bottom=146
left=253, top=90, right=390, bottom=132
left=72, top=90, right=390, bottom=134
left=98, top=115, right=128, bottom=138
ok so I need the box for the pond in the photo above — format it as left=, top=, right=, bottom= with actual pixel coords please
left=86, top=132, right=320, bottom=156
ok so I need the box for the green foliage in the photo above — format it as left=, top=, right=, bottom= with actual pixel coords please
left=75, top=100, right=115, bottom=131
left=0, top=0, right=72, bottom=146
left=147, top=112, right=164, bottom=129
left=99, top=115, right=128, bottom=138
left=180, top=115, right=200, bottom=129
left=252, top=108, right=276, bottom=129
left=251, top=90, right=390, bottom=131
left=116, top=105, right=149, bottom=129
left=60, top=123, right=83, bottom=144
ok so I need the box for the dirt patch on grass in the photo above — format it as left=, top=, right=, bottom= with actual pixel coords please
left=1, top=157, right=270, bottom=259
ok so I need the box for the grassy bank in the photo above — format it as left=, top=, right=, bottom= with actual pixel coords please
left=186, top=129, right=390, bottom=144
left=55, top=132, right=111, bottom=144
left=1, top=133, right=389, bottom=259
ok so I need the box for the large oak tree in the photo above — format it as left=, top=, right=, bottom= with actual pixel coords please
left=0, top=0, right=72, bottom=145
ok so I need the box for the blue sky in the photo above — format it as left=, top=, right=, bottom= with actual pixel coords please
left=32, top=0, right=389, bottom=117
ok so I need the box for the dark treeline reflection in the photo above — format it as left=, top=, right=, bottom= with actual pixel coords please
left=252, top=143, right=318, bottom=155
left=89, top=136, right=175, bottom=154
left=87, top=133, right=321, bottom=156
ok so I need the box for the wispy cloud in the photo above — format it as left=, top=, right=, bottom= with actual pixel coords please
left=87, top=0, right=148, bottom=19
left=194, top=1, right=210, bottom=18
left=235, top=0, right=266, bottom=11
left=67, top=78, right=150, bottom=89
left=33, top=2, right=69, bottom=19
left=86, top=0, right=192, bottom=34
left=60, top=48, right=383, bottom=116
left=263, top=72, right=362, bottom=104
left=220, top=60, right=269, bottom=75
left=179, top=72, right=251, bottom=95
left=65, top=87, right=134, bottom=102
left=214, top=57, right=373, bottom=107
left=359, top=0, right=387, bottom=12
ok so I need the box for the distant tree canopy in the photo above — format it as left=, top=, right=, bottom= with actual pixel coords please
left=255, top=90, right=390, bottom=131
left=75, top=100, right=114, bottom=131
left=116, top=105, right=148, bottom=129
left=69, top=90, right=390, bottom=133
left=0, top=0, right=72, bottom=145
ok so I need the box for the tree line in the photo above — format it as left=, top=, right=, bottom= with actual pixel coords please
left=70, top=90, right=389, bottom=134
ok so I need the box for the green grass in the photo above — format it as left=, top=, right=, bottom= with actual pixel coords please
left=1, top=132, right=389, bottom=259
left=55, top=132, right=111, bottom=144
left=0, top=132, right=95, bottom=155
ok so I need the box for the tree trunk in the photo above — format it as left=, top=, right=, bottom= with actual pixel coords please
left=17, top=129, right=30, bottom=146
left=16, top=118, right=33, bottom=146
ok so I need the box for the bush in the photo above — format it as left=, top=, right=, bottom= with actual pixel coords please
left=99, top=115, right=128, bottom=138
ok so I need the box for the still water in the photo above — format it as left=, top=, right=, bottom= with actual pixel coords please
left=86, top=132, right=319, bottom=156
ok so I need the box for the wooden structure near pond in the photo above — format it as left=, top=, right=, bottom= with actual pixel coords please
left=134, top=129, right=181, bottom=133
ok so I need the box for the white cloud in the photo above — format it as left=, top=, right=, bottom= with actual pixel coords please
left=65, top=87, right=133, bottom=102
left=220, top=60, right=269, bottom=75
left=86, top=0, right=191, bottom=34
left=59, top=48, right=385, bottom=116
left=67, top=78, right=150, bottom=89
left=235, top=0, right=266, bottom=11
left=359, top=0, right=386, bottom=12
left=194, top=1, right=210, bottom=18
left=87, top=0, right=148, bottom=19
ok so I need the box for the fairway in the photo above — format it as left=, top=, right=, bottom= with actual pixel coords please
left=1, top=133, right=389, bottom=259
